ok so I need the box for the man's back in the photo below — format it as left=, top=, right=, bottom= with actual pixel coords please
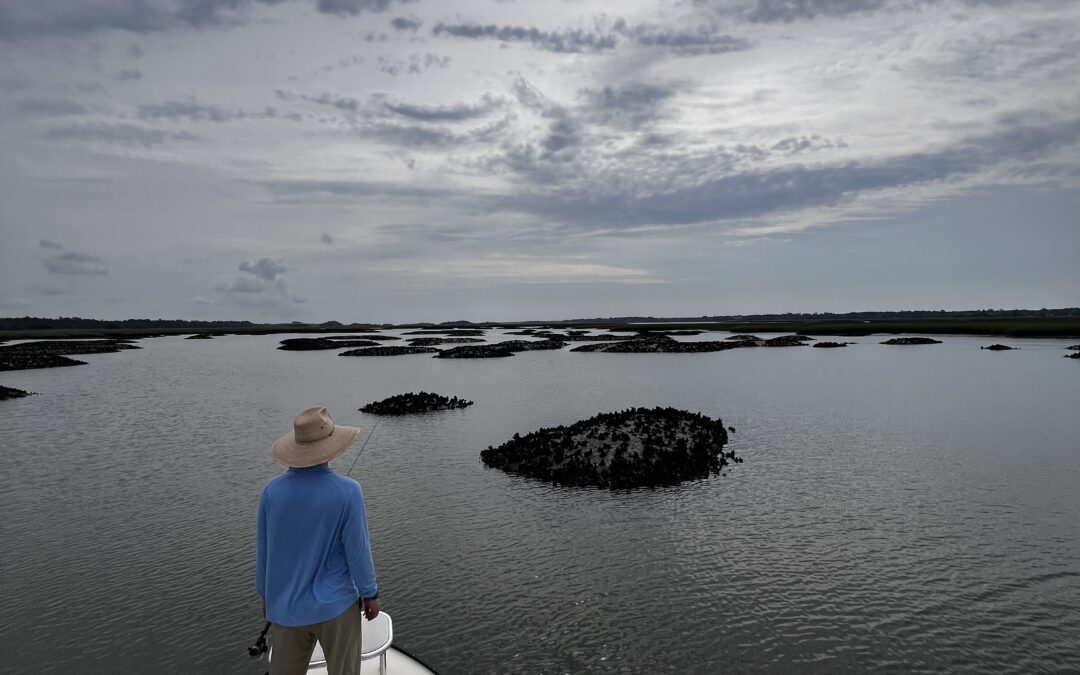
left=257, top=465, right=378, bottom=627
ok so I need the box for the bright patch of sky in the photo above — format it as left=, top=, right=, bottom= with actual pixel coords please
left=1, top=0, right=1077, bottom=321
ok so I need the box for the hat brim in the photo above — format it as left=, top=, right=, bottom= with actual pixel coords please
left=272, top=425, right=361, bottom=468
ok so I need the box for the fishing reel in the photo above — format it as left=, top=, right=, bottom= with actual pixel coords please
left=248, top=621, right=270, bottom=660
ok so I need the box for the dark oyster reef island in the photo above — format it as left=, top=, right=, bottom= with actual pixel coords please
left=360, top=391, right=473, bottom=415
left=481, top=407, right=740, bottom=489
left=1, top=385, right=34, bottom=400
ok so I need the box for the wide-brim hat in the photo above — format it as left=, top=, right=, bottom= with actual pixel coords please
left=272, top=406, right=360, bottom=468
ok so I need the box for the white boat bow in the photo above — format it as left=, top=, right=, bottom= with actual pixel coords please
left=268, top=612, right=436, bottom=674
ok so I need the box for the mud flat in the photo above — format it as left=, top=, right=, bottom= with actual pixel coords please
left=339, top=346, right=440, bottom=357
left=435, top=344, right=514, bottom=358
left=0, top=339, right=137, bottom=372
left=570, top=335, right=734, bottom=353
left=278, top=338, right=381, bottom=351
left=406, top=337, right=486, bottom=346
left=403, top=329, right=485, bottom=337
left=881, top=337, right=943, bottom=345
left=1, top=385, right=35, bottom=400
left=481, top=407, right=740, bottom=489
left=435, top=339, right=566, bottom=359
left=359, top=391, right=474, bottom=415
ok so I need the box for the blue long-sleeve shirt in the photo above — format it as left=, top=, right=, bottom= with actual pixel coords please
left=256, top=464, right=378, bottom=627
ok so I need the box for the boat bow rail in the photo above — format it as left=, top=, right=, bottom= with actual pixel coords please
left=267, top=611, right=437, bottom=675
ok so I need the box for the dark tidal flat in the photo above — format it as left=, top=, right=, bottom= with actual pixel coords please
left=481, top=407, right=739, bottom=489
left=881, top=336, right=944, bottom=345
left=0, top=339, right=139, bottom=372
left=359, top=391, right=474, bottom=415
left=338, top=345, right=440, bottom=357
left=1, top=384, right=34, bottom=399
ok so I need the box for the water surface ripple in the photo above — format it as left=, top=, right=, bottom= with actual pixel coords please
left=1, top=333, right=1078, bottom=673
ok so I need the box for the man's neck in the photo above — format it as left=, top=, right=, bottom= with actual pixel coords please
left=288, top=463, right=331, bottom=474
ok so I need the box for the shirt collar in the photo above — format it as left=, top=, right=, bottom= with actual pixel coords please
left=288, top=463, right=331, bottom=475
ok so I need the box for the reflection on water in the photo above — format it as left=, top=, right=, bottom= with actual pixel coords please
left=1, top=332, right=1078, bottom=673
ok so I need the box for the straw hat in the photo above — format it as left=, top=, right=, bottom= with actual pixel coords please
left=272, top=406, right=360, bottom=468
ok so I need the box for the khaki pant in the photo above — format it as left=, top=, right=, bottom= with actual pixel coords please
left=271, top=602, right=363, bottom=675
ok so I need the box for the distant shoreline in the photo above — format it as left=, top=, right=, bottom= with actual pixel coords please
left=2, top=312, right=1079, bottom=340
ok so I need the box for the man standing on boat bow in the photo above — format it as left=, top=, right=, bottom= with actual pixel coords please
left=257, top=406, right=380, bottom=675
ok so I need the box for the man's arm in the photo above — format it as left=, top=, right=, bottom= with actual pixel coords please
left=341, top=482, right=379, bottom=617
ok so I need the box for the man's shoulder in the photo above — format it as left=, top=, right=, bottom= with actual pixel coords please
left=326, top=473, right=364, bottom=498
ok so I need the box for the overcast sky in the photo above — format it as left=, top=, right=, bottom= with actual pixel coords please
left=1, top=0, right=1077, bottom=322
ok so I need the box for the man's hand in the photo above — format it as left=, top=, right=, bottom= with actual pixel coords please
left=363, top=597, right=380, bottom=621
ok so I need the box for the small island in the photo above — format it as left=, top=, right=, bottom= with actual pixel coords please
left=185, top=333, right=214, bottom=339
left=434, top=339, right=566, bottom=358
left=359, top=391, right=474, bottom=415
left=1066, top=345, right=1080, bottom=351
left=881, top=337, right=943, bottom=345
left=339, top=346, right=440, bottom=356
left=813, top=341, right=853, bottom=348
left=480, top=407, right=740, bottom=489
left=406, top=337, right=486, bottom=346
left=981, top=344, right=1016, bottom=351
left=403, top=329, right=485, bottom=336
left=278, top=337, right=381, bottom=351
left=1065, top=352, right=1080, bottom=359
left=1, top=385, right=34, bottom=400
left=0, top=339, right=138, bottom=372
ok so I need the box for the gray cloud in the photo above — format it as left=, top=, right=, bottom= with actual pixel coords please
left=286, top=89, right=507, bottom=145
left=42, top=122, right=199, bottom=146
left=137, top=98, right=299, bottom=122
left=321, top=233, right=334, bottom=244
left=614, top=20, right=752, bottom=55
left=117, top=68, right=143, bottom=81
left=770, top=134, right=848, bottom=154
left=432, top=22, right=618, bottom=53
left=39, top=239, right=65, bottom=250
left=239, top=257, right=287, bottom=280
left=378, top=92, right=501, bottom=122
left=318, top=54, right=365, bottom=73
left=287, top=90, right=361, bottom=113
left=42, top=250, right=108, bottom=275
left=376, top=53, right=450, bottom=76
left=217, top=276, right=270, bottom=293
left=432, top=19, right=750, bottom=56
left=215, top=259, right=304, bottom=312
left=499, top=115, right=1080, bottom=229
left=316, top=0, right=406, bottom=17
left=578, top=81, right=683, bottom=129
left=0, top=0, right=409, bottom=39
left=365, top=114, right=512, bottom=147
left=267, top=110, right=1080, bottom=236
left=742, top=0, right=888, bottom=23
left=15, top=98, right=87, bottom=117
left=390, top=15, right=421, bottom=32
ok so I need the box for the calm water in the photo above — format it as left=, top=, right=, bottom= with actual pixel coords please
left=1, top=332, right=1078, bottom=674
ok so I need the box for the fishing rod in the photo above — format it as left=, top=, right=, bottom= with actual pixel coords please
left=345, top=419, right=380, bottom=478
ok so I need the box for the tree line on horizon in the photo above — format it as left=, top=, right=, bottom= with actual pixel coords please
left=1, top=307, right=1078, bottom=331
